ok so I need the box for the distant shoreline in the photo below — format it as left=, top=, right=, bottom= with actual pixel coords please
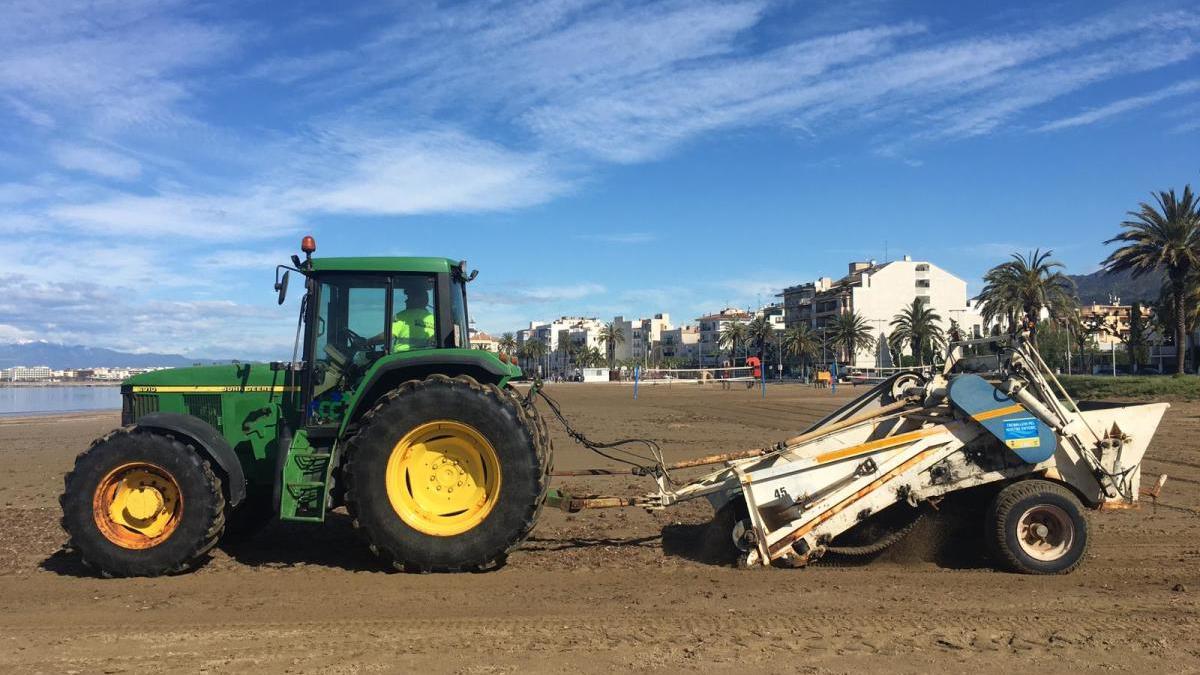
left=0, top=382, right=121, bottom=388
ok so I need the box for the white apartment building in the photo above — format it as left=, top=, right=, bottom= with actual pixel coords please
left=8, top=365, right=53, bottom=381
left=780, top=257, right=983, bottom=368
left=518, top=316, right=609, bottom=375
left=696, top=308, right=753, bottom=365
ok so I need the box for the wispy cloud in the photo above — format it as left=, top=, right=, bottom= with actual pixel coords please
left=50, top=143, right=142, bottom=180
left=1036, top=79, right=1200, bottom=132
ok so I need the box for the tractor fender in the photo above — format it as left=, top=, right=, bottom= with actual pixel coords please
left=134, top=412, right=247, bottom=507
left=344, top=353, right=514, bottom=430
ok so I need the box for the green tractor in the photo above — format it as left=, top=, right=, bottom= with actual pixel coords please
left=60, top=237, right=551, bottom=576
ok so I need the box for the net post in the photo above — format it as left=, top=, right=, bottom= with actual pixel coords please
left=831, top=360, right=838, bottom=395
left=633, top=365, right=640, bottom=400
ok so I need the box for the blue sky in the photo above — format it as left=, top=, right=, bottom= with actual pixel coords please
left=1, top=0, right=1198, bottom=359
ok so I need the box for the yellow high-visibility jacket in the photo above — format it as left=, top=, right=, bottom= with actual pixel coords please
left=391, top=308, right=435, bottom=352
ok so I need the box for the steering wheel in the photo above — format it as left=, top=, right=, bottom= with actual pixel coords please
left=345, top=327, right=369, bottom=350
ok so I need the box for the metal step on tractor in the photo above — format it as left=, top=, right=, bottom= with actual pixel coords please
left=62, top=236, right=550, bottom=576
left=60, top=235, right=1170, bottom=577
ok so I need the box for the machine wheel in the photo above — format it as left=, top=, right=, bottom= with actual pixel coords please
left=987, top=480, right=1089, bottom=575
left=700, top=498, right=752, bottom=566
left=60, top=429, right=226, bottom=577
left=344, top=375, right=550, bottom=572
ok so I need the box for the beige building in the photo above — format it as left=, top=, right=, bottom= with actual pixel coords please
left=469, top=330, right=499, bottom=352
left=612, top=313, right=672, bottom=363
left=1079, top=301, right=1151, bottom=349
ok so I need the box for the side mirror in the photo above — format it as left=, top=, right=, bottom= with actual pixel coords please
left=275, top=270, right=290, bottom=305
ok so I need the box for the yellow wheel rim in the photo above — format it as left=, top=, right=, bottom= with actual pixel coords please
left=93, top=462, right=182, bottom=549
left=385, top=420, right=502, bottom=537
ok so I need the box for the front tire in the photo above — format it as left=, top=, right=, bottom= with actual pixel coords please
left=987, top=479, right=1089, bottom=574
left=344, top=375, right=550, bottom=572
left=60, top=429, right=226, bottom=577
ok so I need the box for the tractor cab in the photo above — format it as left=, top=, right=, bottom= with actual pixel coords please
left=273, top=237, right=521, bottom=434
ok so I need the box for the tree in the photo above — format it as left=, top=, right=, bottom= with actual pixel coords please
left=519, top=338, right=547, bottom=373
left=976, top=249, right=1076, bottom=344
left=889, top=298, right=946, bottom=367
left=829, top=311, right=876, bottom=364
left=718, top=321, right=749, bottom=364
left=947, top=319, right=964, bottom=343
left=1126, top=302, right=1149, bottom=371
left=782, top=325, right=819, bottom=369
left=498, top=332, right=517, bottom=356
left=1102, top=185, right=1200, bottom=374
left=598, top=323, right=625, bottom=369
left=1152, top=278, right=1200, bottom=372
left=746, top=316, right=774, bottom=360
left=557, top=338, right=577, bottom=374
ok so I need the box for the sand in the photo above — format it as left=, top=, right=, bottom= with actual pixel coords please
left=0, top=383, right=1196, bottom=673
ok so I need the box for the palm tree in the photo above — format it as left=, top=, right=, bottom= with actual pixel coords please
left=781, top=325, right=819, bottom=370
left=498, top=332, right=517, bottom=356
left=557, top=339, right=577, bottom=375
left=889, top=298, right=946, bottom=367
left=829, top=311, right=876, bottom=365
left=1103, top=185, right=1200, bottom=374
left=718, top=321, right=749, bottom=364
left=520, top=338, right=547, bottom=374
left=598, top=323, right=625, bottom=369
left=976, top=249, right=1075, bottom=343
left=1151, top=276, right=1200, bottom=372
left=746, top=316, right=774, bottom=360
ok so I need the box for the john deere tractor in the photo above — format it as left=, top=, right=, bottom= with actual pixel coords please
left=60, top=236, right=550, bottom=576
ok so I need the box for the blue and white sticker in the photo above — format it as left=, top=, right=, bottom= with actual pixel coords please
left=1002, top=417, right=1041, bottom=450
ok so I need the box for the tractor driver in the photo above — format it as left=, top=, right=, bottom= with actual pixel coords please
left=368, top=278, right=436, bottom=353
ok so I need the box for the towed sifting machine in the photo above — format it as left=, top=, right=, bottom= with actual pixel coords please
left=547, top=333, right=1169, bottom=574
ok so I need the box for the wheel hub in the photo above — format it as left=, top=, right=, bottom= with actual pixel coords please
left=93, top=463, right=182, bottom=549
left=386, top=421, right=501, bottom=537
left=1016, top=504, right=1073, bottom=561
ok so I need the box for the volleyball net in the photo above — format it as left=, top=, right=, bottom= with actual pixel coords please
left=630, top=365, right=756, bottom=385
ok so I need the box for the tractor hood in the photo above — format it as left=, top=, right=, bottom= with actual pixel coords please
left=123, top=362, right=293, bottom=393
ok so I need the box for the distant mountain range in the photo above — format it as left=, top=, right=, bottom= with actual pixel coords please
left=1067, top=268, right=1163, bottom=306
left=0, top=341, right=231, bottom=370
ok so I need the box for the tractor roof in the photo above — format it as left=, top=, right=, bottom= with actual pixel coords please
left=308, top=256, right=458, bottom=274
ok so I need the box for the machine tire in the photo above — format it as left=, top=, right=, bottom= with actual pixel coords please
left=343, top=375, right=550, bottom=572
left=987, top=479, right=1089, bottom=575
left=60, top=429, right=226, bottom=577
left=701, top=498, right=751, bottom=566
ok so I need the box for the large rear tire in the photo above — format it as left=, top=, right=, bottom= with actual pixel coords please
left=987, top=479, right=1089, bottom=575
left=344, top=375, right=550, bottom=572
left=60, top=429, right=226, bottom=577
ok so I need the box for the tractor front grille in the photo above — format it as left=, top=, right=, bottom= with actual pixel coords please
left=122, top=393, right=159, bottom=425
left=183, top=394, right=223, bottom=432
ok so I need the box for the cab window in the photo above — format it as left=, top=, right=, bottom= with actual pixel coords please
left=389, top=275, right=437, bottom=353
left=311, top=276, right=389, bottom=399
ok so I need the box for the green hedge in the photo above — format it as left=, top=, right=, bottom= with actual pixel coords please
left=1057, top=375, right=1200, bottom=401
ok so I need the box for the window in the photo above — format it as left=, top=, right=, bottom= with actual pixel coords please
left=449, top=278, right=469, bottom=349
left=915, top=263, right=930, bottom=272
left=311, top=275, right=390, bottom=402
left=390, top=275, right=438, bottom=353
left=916, top=279, right=931, bottom=288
